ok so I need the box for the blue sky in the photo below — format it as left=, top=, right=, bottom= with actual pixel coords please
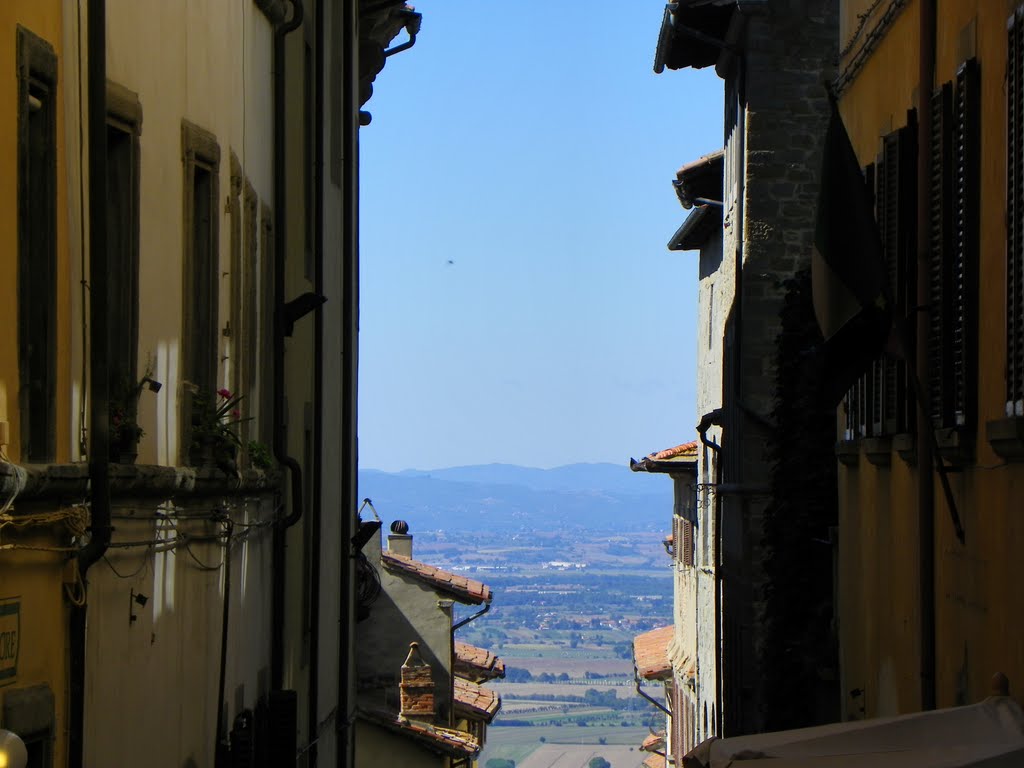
left=358, top=1, right=722, bottom=472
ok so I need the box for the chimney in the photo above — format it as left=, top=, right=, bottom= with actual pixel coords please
left=388, top=519, right=412, bottom=558
left=399, top=642, right=434, bottom=721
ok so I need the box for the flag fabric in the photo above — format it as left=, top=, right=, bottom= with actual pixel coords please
left=812, top=100, right=894, bottom=407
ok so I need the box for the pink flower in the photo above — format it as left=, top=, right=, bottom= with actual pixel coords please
left=217, top=388, right=232, bottom=399
left=231, top=409, right=241, bottom=419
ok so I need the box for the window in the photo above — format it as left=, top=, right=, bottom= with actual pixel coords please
left=1008, top=10, right=1024, bottom=413
left=259, top=203, right=275, bottom=443
left=929, top=60, right=979, bottom=430
left=16, top=26, right=57, bottom=463
left=873, top=114, right=917, bottom=437
left=843, top=164, right=874, bottom=441
left=228, top=156, right=259, bottom=447
left=181, top=120, right=221, bottom=454
left=106, top=82, right=142, bottom=412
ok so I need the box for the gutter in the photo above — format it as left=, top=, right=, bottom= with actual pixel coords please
left=271, top=0, right=305, bottom=693
left=69, top=1, right=109, bottom=764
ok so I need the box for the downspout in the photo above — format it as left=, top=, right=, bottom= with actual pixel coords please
left=917, top=0, right=937, bottom=713
left=214, top=517, right=234, bottom=767
left=271, top=0, right=305, bottom=693
left=69, top=1, right=110, bottom=765
left=633, top=674, right=672, bottom=718
left=338, top=0, right=359, bottom=763
left=697, top=409, right=724, bottom=737
left=308, top=0, right=325, bottom=763
left=449, top=602, right=490, bottom=727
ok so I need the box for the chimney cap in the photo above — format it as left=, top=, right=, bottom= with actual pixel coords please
left=391, top=520, right=410, bottom=534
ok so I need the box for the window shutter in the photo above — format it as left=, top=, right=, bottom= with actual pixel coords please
left=1008, top=11, right=1024, bottom=411
left=928, top=83, right=954, bottom=428
left=952, top=58, right=979, bottom=427
left=872, top=149, right=888, bottom=436
left=681, top=519, right=694, bottom=567
left=877, top=117, right=917, bottom=435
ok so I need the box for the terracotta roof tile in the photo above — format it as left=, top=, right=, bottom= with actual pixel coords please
left=454, top=677, right=501, bottom=722
left=633, top=625, right=674, bottom=681
left=643, top=754, right=667, bottom=768
left=382, top=552, right=493, bottom=604
left=641, top=731, right=666, bottom=752
left=358, top=708, right=480, bottom=758
left=630, top=441, right=699, bottom=474
left=454, top=641, right=506, bottom=681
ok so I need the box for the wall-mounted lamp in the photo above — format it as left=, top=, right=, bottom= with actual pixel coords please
left=0, top=728, right=28, bottom=768
left=140, top=375, right=162, bottom=393
left=129, top=589, right=149, bottom=625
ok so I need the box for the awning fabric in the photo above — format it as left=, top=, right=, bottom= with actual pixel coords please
left=684, top=695, right=1024, bottom=767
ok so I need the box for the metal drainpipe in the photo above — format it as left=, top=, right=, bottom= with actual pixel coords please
left=337, top=0, right=359, bottom=762
left=917, top=0, right=937, bottom=713
left=308, top=0, right=325, bottom=763
left=450, top=603, right=490, bottom=728
left=697, top=409, right=723, bottom=738
left=271, top=0, right=305, bottom=694
left=69, top=1, right=109, bottom=764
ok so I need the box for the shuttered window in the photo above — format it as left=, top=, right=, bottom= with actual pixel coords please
left=929, top=62, right=979, bottom=430
left=844, top=165, right=875, bottom=440
left=1008, top=12, right=1024, bottom=413
left=872, top=116, right=917, bottom=436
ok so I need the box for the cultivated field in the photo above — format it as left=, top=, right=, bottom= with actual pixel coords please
left=517, top=745, right=646, bottom=768
left=480, top=725, right=652, bottom=768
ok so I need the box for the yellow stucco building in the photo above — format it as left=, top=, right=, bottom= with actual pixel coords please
left=835, top=0, right=1024, bottom=719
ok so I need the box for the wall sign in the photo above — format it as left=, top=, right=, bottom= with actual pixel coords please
left=0, top=597, right=19, bottom=686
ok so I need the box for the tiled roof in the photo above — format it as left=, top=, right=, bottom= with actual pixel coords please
left=357, top=708, right=480, bottom=758
left=634, top=625, right=674, bottom=681
left=453, top=677, right=501, bottom=722
left=641, top=731, right=666, bottom=752
left=643, top=754, right=667, bottom=768
left=382, top=552, right=492, bottom=604
left=630, top=441, right=699, bottom=474
left=454, top=641, right=506, bottom=681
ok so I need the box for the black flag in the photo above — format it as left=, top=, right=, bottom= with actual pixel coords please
left=812, top=100, right=893, bottom=406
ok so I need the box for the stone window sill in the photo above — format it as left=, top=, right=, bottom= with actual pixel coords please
left=835, top=440, right=860, bottom=467
left=892, top=433, right=916, bottom=465
left=0, top=462, right=282, bottom=502
left=861, top=437, right=892, bottom=467
left=986, top=417, right=1024, bottom=461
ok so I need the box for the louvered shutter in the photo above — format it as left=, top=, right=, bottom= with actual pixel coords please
left=681, top=519, right=694, bottom=567
left=873, top=149, right=888, bottom=435
left=929, top=83, right=954, bottom=427
left=1008, top=11, right=1024, bottom=412
left=952, top=59, right=979, bottom=427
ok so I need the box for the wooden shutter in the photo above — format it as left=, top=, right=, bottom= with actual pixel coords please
left=1008, top=11, right=1024, bottom=411
left=952, top=58, right=979, bottom=427
left=876, top=117, right=917, bottom=435
left=928, top=83, right=954, bottom=427
left=681, top=519, right=694, bottom=567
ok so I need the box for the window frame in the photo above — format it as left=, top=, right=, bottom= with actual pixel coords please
left=16, top=25, right=58, bottom=464
left=181, top=119, right=222, bottom=459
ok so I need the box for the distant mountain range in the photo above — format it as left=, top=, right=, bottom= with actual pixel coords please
left=358, top=462, right=673, bottom=532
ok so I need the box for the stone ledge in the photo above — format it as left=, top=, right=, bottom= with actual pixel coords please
left=862, top=437, right=892, bottom=468
left=835, top=440, right=859, bottom=467
left=986, top=417, right=1024, bottom=461
left=893, top=433, right=916, bottom=465
left=0, top=462, right=282, bottom=503
left=935, top=426, right=974, bottom=465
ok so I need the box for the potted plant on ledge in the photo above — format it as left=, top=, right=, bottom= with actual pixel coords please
left=109, top=377, right=146, bottom=464
left=189, top=387, right=249, bottom=478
